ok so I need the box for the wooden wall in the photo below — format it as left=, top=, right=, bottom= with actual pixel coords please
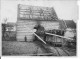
left=16, top=20, right=37, bottom=41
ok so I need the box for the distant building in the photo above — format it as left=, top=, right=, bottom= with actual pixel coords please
left=2, top=22, right=16, bottom=41
left=6, top=22, right=16, bottom=31
left=62, top=20, right=76, bottom=40
left=59, top=20, right=76, bottom=30
left=64, top=20, right=76, bottom=29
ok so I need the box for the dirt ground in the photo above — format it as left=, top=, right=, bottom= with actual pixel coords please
left=2, top=41, right=47, bottom=56
left=2, top=41, right=76, bottom=56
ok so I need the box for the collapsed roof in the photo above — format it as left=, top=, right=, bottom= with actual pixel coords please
left=18, top=4, right=58, bottom=21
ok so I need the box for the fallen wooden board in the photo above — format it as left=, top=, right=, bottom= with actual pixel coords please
left=33, top=33, right=46, bottom=44
left=46, top=33, right=73, bottom=40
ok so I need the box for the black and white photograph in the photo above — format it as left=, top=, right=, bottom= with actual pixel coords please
left=1, top=0, right=78, bottom=56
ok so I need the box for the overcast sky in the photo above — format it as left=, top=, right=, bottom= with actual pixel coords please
left=1, top=0, right=78, bottom=23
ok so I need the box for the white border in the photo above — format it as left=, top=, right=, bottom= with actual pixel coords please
left=1, top=0, right=80, bottom=59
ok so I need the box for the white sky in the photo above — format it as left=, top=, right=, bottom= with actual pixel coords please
left=1, top=0, right=78, bottom=23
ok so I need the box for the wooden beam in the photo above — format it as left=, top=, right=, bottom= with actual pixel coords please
left=46, top=33, right=73, bottom=40
left=33, top=33, right=46, bottom=44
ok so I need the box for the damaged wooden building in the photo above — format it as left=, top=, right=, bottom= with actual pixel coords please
left=16, top=4, right=66, bottom=42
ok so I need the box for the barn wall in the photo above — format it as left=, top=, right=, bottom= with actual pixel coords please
left=16, top=20, right=37, bottom=41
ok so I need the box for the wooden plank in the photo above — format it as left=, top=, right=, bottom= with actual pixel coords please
left=33, top=33, right=46, bottom=44
left=17, top=32, right=34, bottom=36
left=46, top=33, right=73, bottom=40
